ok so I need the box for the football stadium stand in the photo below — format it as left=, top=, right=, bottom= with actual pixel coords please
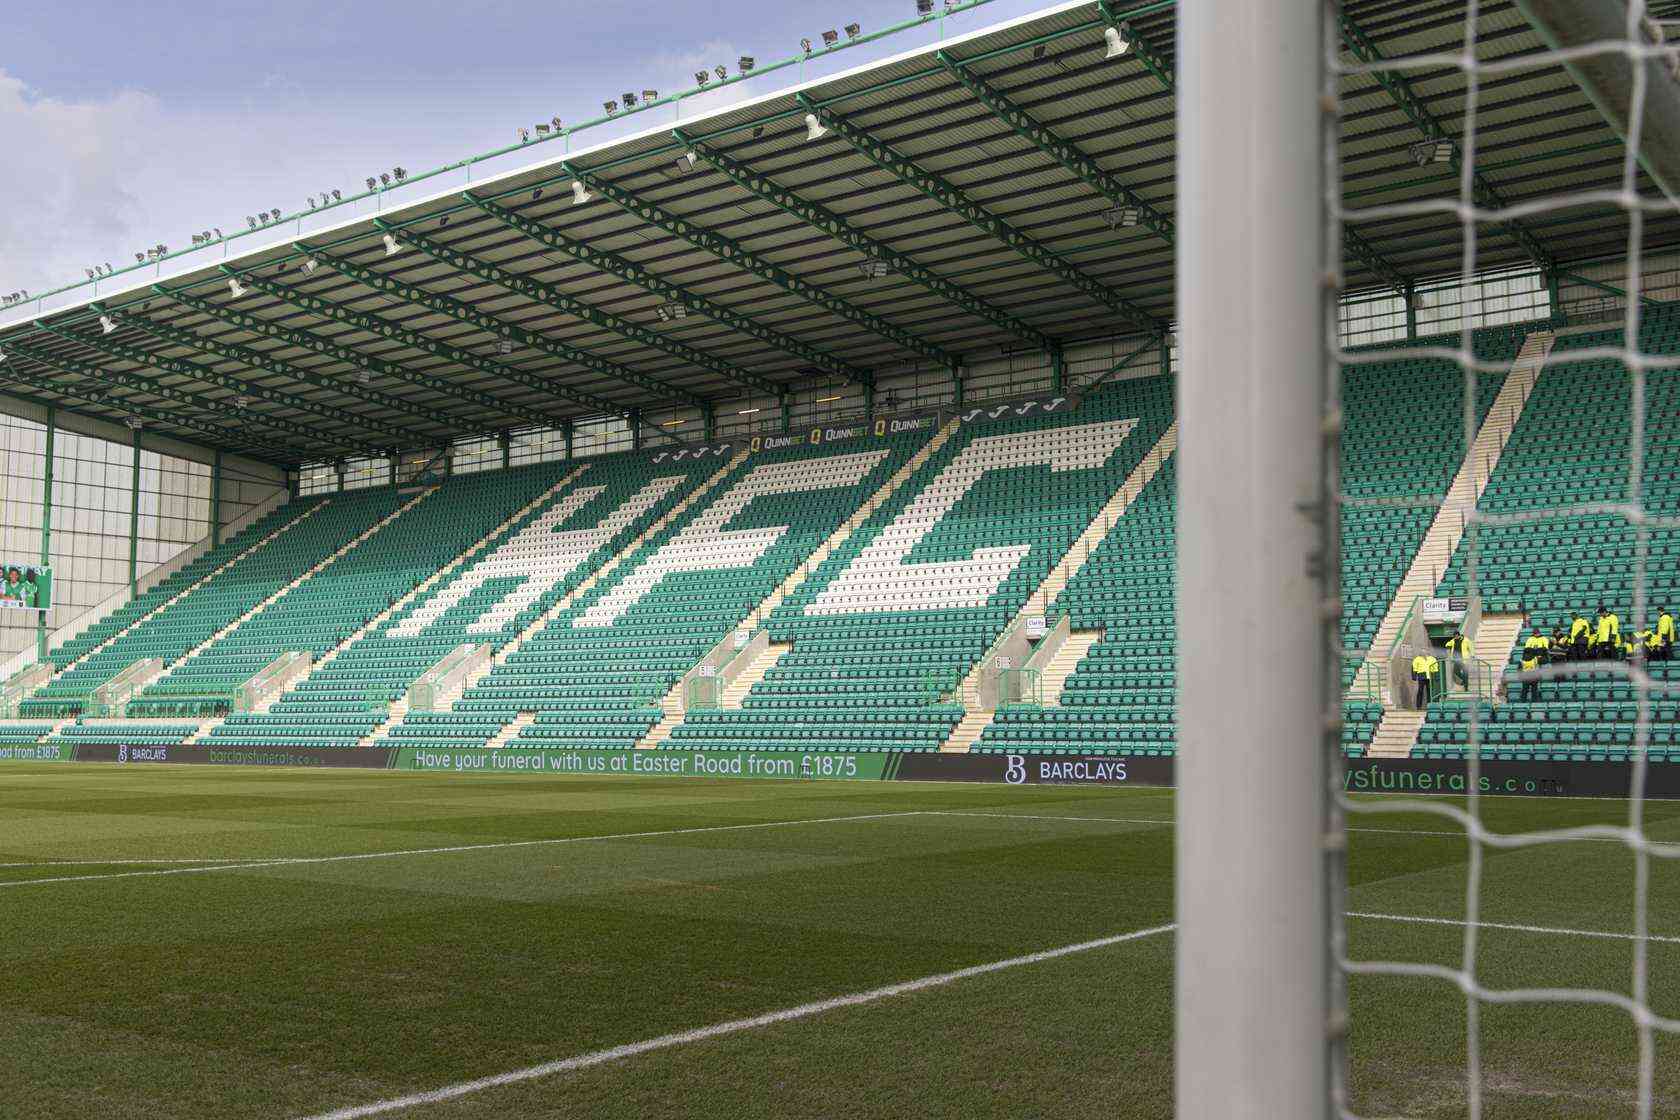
left=2, top=311, right=1674, bottom=762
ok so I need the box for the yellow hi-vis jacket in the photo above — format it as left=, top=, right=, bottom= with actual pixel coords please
left=1571, top=617, right=1591, bottom=642
left=1521, top=634, right=1550, bottom=671
left=1660, top=614, right=1676, bottom=644
left=1446, top=634, right=1473, bottom=659
left=1598, top=612, right=1621, bottom=646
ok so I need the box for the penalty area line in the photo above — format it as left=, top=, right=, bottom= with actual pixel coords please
left=295, top=922, right=1178, bottom=1120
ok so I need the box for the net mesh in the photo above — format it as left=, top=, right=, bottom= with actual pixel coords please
left=1326, top=3, right=1680, bottom=1116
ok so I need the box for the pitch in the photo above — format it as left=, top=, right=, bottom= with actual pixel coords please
left=3, top=765, right=1677, bottom=1118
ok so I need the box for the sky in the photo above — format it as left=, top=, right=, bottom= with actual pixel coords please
left=0, top=0, right=1056, bottom=301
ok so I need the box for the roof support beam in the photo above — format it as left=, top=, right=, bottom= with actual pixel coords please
left=1097, top=1, right=1175, bottom=94
left=147, top=287, right=462, bottom=432
left=92, top=306, right=418, bottom=447
left=298, top=244, right=706, bottom=410
left=0, top=340, right=316, bottom=459
left=1337, top=9, right=1557, bottom=269
left=223, top=269, right=598, bottom=433
left=464, top=194, right=873, bottom=387
left=793, top=94, right=1160, bottom=334
left=675, top=128, right=1058, bottom=351
left=563, top=163, right=956, bottom=369
left=155, top=284, right=495, bottom=432
left=372, top=216, right=783, bottom=397
left=936, top=50, right=1174, bottom=248
left=33, top=323, right=388, bottom=455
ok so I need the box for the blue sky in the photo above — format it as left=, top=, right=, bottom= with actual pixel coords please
left=0, top=0, right=1052, bottom=299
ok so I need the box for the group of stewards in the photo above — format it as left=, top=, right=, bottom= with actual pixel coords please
left=1407, top=607, right=1677, bottom=707
left=1514, top=605, right=1676, bottom=702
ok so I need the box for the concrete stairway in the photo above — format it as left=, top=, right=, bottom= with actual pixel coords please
left=1039, top=630, right=1103, bottom=705
left=1457, top=612, right=1526, bottom=701
left=53, top=499, right=330, bottom=679
left=720, top=642, right=791, bottom=708
left=485, top=711, right=537, bottom=750
left=1367, top=708, right=1429, bottom=758
left=492, top=451, right=750, bottom=668
left=357, top=698, right=411, bottom=747
left=181, top=718, right=224, bottom=745
left=301, top=466, right=589, bottom=684
left=942, top=422, right=1179, bottom=752
left=1349, top=332, right=1553, bottom=700
left=636, top=420, right=960, bottom=749
left=40, top=715, right=78, bottom=743
left=156, top=487, right=439, bottom=684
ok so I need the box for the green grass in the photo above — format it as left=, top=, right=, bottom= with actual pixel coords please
left=2, top=763, right=1679, bottom=1118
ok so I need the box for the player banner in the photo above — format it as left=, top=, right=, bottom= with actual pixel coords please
left=0, top=563, right=50, bottom=611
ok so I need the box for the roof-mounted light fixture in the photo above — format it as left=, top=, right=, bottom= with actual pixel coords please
left=382, top=233, right=401, bottom=257
left=227, top=277, right=247, bottom=299
left=805, top=112, right=828, bottom=141
left=572, top=181, right=591, bottom=205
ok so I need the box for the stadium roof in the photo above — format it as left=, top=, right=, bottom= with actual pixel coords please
left=0, top=0, right=1676, bottom=468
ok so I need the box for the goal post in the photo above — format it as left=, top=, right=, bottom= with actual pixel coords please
left=1174, top=0, right=1334, bottom=1116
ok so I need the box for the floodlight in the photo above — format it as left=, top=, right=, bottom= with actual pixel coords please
left=380, top=172, right=391, bottom=186
left=85, top=269, right=95, bottom=280
left=1104, top=25, right=1131, bottom=58
left=805, top=112, right=828, bottom=141
left=213, top=228, right=223, bottom=239
left=604, top=99, right=618, bottom=114
left=192, top=234, right=204, bottom=246
left=917, top=0, right=934, bottom=12
left=135, top=253, right=145, bottom=263
left=228, top=277, right=247, bottom=298
left=655, top=300, right=688, bottom=322
left=269, top=209, right=281, bottom=221
left=739, top=55, right=754, bottom=72
left=1409, top=138, right=1455, bottom=165
left=1102, top=205, right=1141, bottom=229
left=550, top=117, right=562, bottom=131
left=536, top=123, right=551, bottom=136
left=519, top=128, right=530, bottom=142
left=439, top=216, right=450, bottom=227
left=801, top=37, right=813, bottom=53
left=393, top=167, right=407, bottom=181
left=822, top=29, right=839, bottom=47
left=99, top=315, right=116, bottom=335
left=846, top=22, right=861, bottom=38
left=247, top=216, right=258, bottom=229
left=623, top=91, right=637, bottom=106
left=714, top=65, right=727, bottom=80
left=331, top=190, right=342, bottom=202
left=641, top=89, right=658, bottom=102
left=356, top=370, right=373, bottom=385
left=308, top=196, right=318, bottom=209
left=382, top=233, right=401, bottom=257
left=234, top=395, right=252, bottom=409
left=367, top=177, right=378, bottom=190
left=696, top=70, right=710, bottom=86
left=572, top=181, right=591, bottom=205
left=125, top=415, right=142, bottom=430
left=498, top=339, right=514, bottom=355
left=302, top=257, right=319, bottom=273
left=753, top=125, right=766, bottom=138
left=532, top=187, right=544, bottom=201
left=858, top=256, right=891, bottom=279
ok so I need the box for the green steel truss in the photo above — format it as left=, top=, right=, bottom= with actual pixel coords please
left=148, top=286, right=462, bottom=432
left=226, top=264, right=619, bottom=427
left=562, top=163, right=955, bottom=369
left=33, top=323, right=386, bottom=455
left=936, top=50, right=1173, bottom=248
left=299, top=245, right=706, bottom=410
left=1337, top=9, right=1556, bottom=269
left=675, top=129, right=1058, bottom=351
left=464, top=194, right=872, bottom=387
left=375, top=217, right=784, bottom=397
left=220, top=266, right=591, bottom=433
left=0, top=340, right=311, bottom=459
left=93, top=305, right=417, bottom=447
left=1342, top=228, right=1410, bottom=292
left=793, top=94, right=1160, bottom=333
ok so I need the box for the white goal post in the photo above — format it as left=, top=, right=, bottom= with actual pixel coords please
left=1175, top=1, right=1333, bottom=1117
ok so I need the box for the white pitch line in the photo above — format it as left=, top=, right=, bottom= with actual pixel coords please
left=927, top=811, right=1662, bottom=845
left=0, top=811, right=926, bottom=889
left=296, top=922, right=1178, bottom=1120
left=0, top=857, right=274, bottom=868
left=1348, top=911, right=1680, bottom=945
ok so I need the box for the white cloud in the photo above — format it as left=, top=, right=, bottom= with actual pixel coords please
left=0, top=71, right=162, bottom=295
